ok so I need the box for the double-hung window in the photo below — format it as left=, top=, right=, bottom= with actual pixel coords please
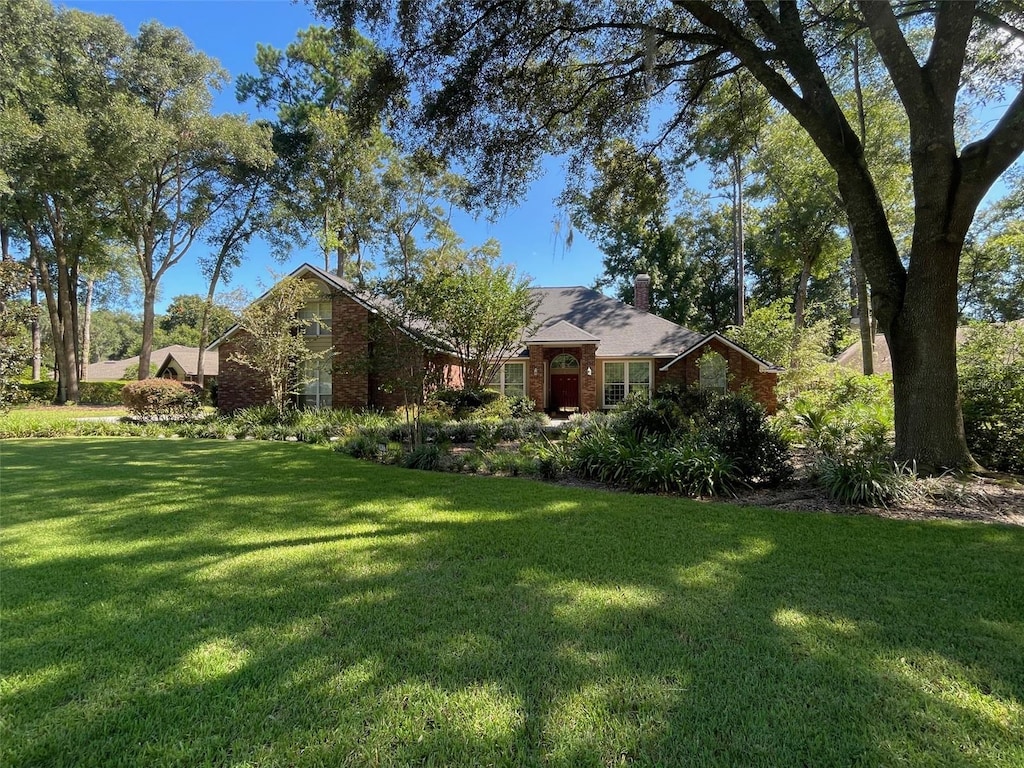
left=603, top=361, right=651, bottom=407
left=300, top=358, right=332, bottom=408
left=298, top=300, right=332, bottom=336
left=489, top=362, right=526, bottom=397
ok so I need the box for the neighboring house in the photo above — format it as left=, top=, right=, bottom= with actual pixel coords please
left=213, top=265, right=782, bottom=414
left=85, top=345, right=191, bottom=382
left=836, top=328, right=975, bottom=375
left=154, top=345, right=219, bottom=384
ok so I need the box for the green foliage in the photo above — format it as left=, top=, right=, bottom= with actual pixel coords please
left=410, top=261, right=537, bottom=391
left=17, top=380, right=57, bottom=403
left=79, top=381, right=126, bottom=405
left=612, top=386, right=793, bottom=487
left=958, top=323, right=1024, bottom=473
left=18, top=380, right=125, bottom=405
left=401, top=443, right=446, bottom=471
left=160, top=294, right=238, bottom=340
left=0, top=261, right=37, bottom=412
left=428, top=387, right=501, bottom=416
left=121, top=379, right=202, bottom=421
left=817, top=455, right=916, bottom=507
left=229, top=276, right=324, bottom=412
left=568, top=427, right=740, bottom=497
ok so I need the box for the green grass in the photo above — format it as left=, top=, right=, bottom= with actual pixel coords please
left=2, top=439, right=1022, bottom=767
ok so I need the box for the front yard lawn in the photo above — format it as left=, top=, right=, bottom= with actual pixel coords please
left=2, top=439, right=1022, bottom=767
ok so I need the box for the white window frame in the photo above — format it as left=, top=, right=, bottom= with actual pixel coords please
left=602, top=360, right=652, bottom=408
left=298, top=300, right=332, bottom=336
left=300, top=358, right=333, bottom=409
left=489, top=362, right=526, bottom=398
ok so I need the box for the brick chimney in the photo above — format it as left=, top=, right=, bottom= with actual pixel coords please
left=634, top=273, right=651, bottom=313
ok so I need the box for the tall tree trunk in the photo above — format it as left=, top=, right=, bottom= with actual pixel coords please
left=731, top=153, right=745, bottom=326
left=888, top=240, right=974, bottom=470
left=32, top=240, right=79, bottom=403
left=80, top=277, right=93, bottom=379
left=196, top=257, right=225, bottom=390
left=850, top=233, right=874, bottom=375
left=29, top=259, right=41, bottom=381
left=139, top=282, right=157, bottom=379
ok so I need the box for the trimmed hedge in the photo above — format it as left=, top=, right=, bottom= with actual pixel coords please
left=18, top=380, right=126, bottom=405
left=122, top=379, right=202, bottom=420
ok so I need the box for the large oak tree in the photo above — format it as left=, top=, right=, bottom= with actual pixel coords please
left=317, top=0, right=1024, bottom=471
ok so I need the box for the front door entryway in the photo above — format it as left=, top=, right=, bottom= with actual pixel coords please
left=551, top=373, right=579, bottom=410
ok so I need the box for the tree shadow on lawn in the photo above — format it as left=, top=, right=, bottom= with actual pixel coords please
left=2, top=439, right=1023, bottom=766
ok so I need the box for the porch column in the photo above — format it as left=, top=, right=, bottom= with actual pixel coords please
left=580, top=344, right=598, bottom=413
left=528, top=346, right=545, bottom=411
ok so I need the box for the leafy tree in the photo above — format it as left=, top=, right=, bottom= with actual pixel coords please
left=322, top=1, right=1024, bottom=470
left=109, top=23, right=264, bottom=380
left=958, top=322, right=1024, bottom=473
left=959, top=175, right=1024, bottom=322
left=196, top=128, right=277, bottom=386
left=688, top=72, right=771, bottom=325
left=227, top=276, right=323, bottom=413
left=237, top=26, right=397, bottom=280
left=1, top=0, right=129, bottom=402
left=160, top=294, right=238, bottom=345
left=88, top=309, right=139, bottom=362
left=413, top=260, right=537, bottom=391
left=568, top=140, right=735, bottom=332
left=0, top=259, right=36, bottom=409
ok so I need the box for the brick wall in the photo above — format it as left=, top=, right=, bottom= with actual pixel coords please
left=216, top=332, right=273, bottom=413
left=652, top=337, right=779, bottom=414
left=331, top=293, right=369, bottom=409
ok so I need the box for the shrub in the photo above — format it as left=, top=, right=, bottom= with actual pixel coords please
left=704, top=395, right=793, bottom=486
left=19, top=380, right=58, bottom=402
left=958, top=323, right=1024, bottom=474
left=79, top=381, right=127, bottom=405
left=338, top=433, right=383, bottom=460
left=402, top=443, right=446, bottom=471
left=428, top=388, right=501, bottom=416
left=614, top=387, right=792, bottom=487
left=122, top=379, right=201, bottom=420
left=816, top=455, right=916, bottom=507
left=485, top=450, right=536, bottom=476
left=233, top=404, right=291, bottom=428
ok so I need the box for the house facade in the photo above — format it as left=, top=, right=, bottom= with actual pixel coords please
left=488, top=277, right=780, bottom=414
left=212, top=265, right=463, bottom=413
left=213, top=265, right=780, bottom=414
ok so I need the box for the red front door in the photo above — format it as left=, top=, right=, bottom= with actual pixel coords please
left=551, top=374, right=580, bottom=410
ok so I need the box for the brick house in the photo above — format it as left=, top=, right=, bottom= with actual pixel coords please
left=211, top=264, right=463, bottom=413
left=495, top=274, right=781, bottom=414
left=213, top=265, right=781, bottom=414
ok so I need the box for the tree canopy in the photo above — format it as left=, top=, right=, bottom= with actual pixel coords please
left=316, top=0, right=1024, bottom=471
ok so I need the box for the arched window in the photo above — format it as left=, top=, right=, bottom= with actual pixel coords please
left=698, top=352, right=727, bottom=394
left=550, top=353, right=579, bottom=370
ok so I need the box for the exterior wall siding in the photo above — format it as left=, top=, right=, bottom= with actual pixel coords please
left=216, top=332, right=273, bottom=413
left=653, top=338, right=779, bottom=414
left=332, top=293, right=369, bottom=409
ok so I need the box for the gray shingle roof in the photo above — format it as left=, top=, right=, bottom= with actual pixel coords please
left=525, top=319, right=600, bottom=344
left=526, top=286, right=704, bottom=357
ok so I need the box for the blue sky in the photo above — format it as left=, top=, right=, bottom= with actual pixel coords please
left=63, top=0, right=609, bottom=311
